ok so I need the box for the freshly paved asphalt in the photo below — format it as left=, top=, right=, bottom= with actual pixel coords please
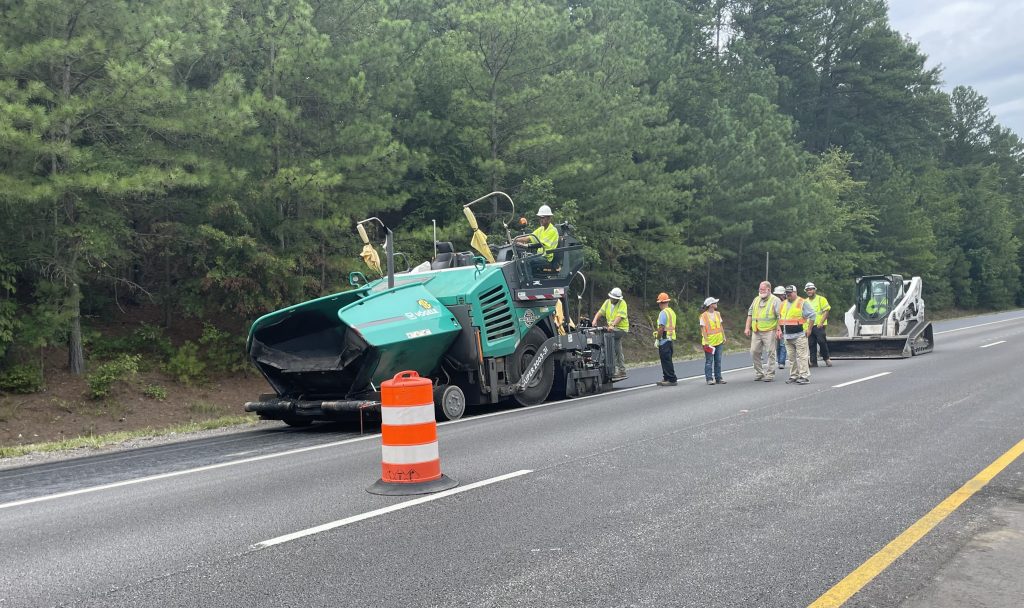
left=2, top=310, right=1023, bottom=607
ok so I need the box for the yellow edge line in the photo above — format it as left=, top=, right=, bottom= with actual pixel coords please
left=808, top=437, right=1024, bottom=608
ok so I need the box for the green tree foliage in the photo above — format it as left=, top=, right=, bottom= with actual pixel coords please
left=0, top=0, right=1022, bottom=371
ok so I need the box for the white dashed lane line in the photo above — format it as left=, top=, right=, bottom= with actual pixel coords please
left=832, top=372, right=891, bottom=389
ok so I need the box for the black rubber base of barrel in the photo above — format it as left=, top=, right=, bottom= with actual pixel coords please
left=366, top=474, right=459, bottom=496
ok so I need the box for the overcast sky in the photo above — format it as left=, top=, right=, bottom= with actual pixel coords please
left=887, top=0, right=1024, bottom=137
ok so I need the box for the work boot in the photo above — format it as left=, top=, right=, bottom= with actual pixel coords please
left=785, top=378, right=796, bottom=384
left=763, top=377, right=774, bottom=382
left=778, top=363, right=785, bottom=369
left=809, top=361, right=818, bottom=368
left=796, top=378, right=810, bottom=385
left=716, top=379, right=727, bottom=384
left=754, top=375, right=764, bottom=382
left=656, top=380, right=677, bottom=386
left=706, top=380, right=715, bottom=385
left=825, top=359, right=833, bottom=367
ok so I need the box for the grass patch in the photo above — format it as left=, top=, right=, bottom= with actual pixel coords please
left=51, top=397, right=127, bottom=419
left=0, top=397, right=21, bottom=423
left=186, top=401, right=223, bottom=416
left=0, top=414, right=258, bottom=459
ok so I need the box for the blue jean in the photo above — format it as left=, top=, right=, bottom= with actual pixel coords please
left=704, top=346, right=722, bottom=381
left=776, top=338, right=787, bottom=366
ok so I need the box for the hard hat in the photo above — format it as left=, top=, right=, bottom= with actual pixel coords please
left=608, top=287, right=623, bottom=299
left=536, top=204, right=553, bottom=217
left=703, top=296, right=719, bottom=307
left=773, top=286, right=786, bottom=296
left=656, top=292, right=670, bottom=303
left=784, top=285, right=797, bottom=293
left=804, top=282, right=816, bottom=290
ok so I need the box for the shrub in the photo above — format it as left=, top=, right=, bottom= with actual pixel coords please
left=143, top=384, right=167, bottom=400
left=166, top=341, right=206, bottom=385
left=86, top=323, right=174, bottom=367
left=132, top=323, right=175, bottom=362
left=0, top=363, right=45, bottom=394
left=198, top=323, right=248, bottom=374
left=86, top=354, right=140, bottom=400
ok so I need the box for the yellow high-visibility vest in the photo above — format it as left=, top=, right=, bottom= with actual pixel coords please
left=804, top=294, right=830, bottom=329
left=653, top=307, right=677, bottom=341
left=780, top=297, right=808, bottom=330
left=601, top=299, right=629, bottom=331
left=531, top=224, right=559, bottom=262
left=700, top=310, right=724, bottom=347
left=750, top=295, right=780, bottom=331
left=866, top=297, right=888, bottom=315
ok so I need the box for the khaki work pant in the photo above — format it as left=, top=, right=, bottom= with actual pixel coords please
left=750, top=330, right=777, bottom=379
left=785, top=334, right=811, bottom=381
left=611, top=328, right=627, bottom=376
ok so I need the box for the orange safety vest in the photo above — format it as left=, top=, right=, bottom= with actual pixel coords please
left=700, top=310, right=724, bottom=346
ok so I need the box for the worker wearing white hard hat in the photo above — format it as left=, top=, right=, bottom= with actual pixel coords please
left=803, top=282, right=832, bottom=367
left=700, top=296, right=726, bottom=385
left=592, top=287, right=629, bottom=380
left=513, top=204, right=559, bottom=266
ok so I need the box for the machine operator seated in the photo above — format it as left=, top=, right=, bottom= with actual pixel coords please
left=514, top=204, right=560, bottom=274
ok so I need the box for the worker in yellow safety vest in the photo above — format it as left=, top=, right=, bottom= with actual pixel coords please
left=593, top=287, right=629, bottom=380
left=778, top=285, right=816, bottom=385
left=654, top=292, right=677, bottom=386
left=514, top=204, right=559, bottom=264
left=744, top=280, right=781, bottom=382
left=700, top=297, right=727, bottom=386
left=803, top=282, right=832, bottom=367
left=865, top=286, right=888, bottom=317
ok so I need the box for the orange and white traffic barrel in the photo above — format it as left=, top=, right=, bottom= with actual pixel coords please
left=367, top=371, right=458, bottom=495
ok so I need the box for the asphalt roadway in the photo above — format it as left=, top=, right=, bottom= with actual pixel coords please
left=2, top=311, right=1023, bottom=607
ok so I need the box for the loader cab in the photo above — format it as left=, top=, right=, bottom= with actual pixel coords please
left=854, top=275, right=904, bottom=321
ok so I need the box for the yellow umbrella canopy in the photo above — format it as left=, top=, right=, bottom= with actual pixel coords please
left=463, top=206, right=496, bottom=264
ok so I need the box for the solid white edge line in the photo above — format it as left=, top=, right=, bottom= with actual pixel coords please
left=832, top=372, right=891, bottom=388
left=979, top=341, right=1007, bottom=349
left=935, top=315, right=1024, bottom=335
left=438, top=365, right=754, bottom=426
left=251, top=469, right=533, bottom=550
left=0, top=434, right=376, bottom=511
left=0, top=360, right=752, bottom=511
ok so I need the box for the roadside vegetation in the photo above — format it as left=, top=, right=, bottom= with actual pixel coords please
left=0, top=416, right=257, bottom=460
left=2, top=1, right=1022, bottom=452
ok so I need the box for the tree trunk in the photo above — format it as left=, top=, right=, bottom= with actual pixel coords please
left=61, top=31, right=85, bottom=374
left=734, top=235, right=745, bottom=305
left=270, top=39, right=285, bottom=250
left=68, top=282, right=85, bottom=373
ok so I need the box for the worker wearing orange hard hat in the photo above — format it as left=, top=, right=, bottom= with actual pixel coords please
left=654, top=292, right=677, bottom=386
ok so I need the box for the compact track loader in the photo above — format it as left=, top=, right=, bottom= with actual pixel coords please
left=827, top=274, right=934, bottom=359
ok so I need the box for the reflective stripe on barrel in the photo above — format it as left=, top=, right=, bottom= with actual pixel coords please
left=380, top=372, right=442, bottom=483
